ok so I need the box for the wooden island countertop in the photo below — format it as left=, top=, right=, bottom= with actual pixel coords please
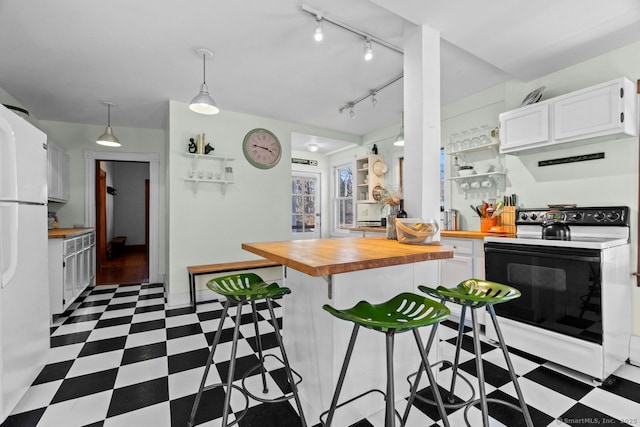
left=242, top=236, right=453, bottom=277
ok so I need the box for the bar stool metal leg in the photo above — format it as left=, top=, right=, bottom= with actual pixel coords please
left=187, top=300, right=231, bottom=427
left=401, top=322, right=439, bottom=423
left=221, top=302, right=244, bottom=426
left=250, top=301, right=268, bottom=394
left=324, top=323, right=360, bottom=427
left=471, top=308, right=490, bottom=427
left=412, top=328, right=451, bottom=427
left=385, top=330, right=396, bottom=427
left=487, top=305, right=534, bottom=427
left=265, top=298, right=308, bottom=427
left=448, top=304, right=468, bottom=401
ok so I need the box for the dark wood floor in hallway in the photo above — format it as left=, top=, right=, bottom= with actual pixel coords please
left=96, top=245, right=149, bottom=285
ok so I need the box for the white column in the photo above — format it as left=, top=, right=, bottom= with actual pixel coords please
left=403, top=25, right=441, bottom=222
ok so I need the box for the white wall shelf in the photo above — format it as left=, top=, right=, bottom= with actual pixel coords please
left=184, top=153, right=235, bottom=195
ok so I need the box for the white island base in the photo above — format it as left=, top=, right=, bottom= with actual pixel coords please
left=284, top=261, right=441, bottom=426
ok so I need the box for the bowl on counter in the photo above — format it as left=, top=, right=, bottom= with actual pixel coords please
left=395, top=218, right=439, bottom=244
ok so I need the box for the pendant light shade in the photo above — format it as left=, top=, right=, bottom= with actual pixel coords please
left=189, top=48, right=219, bottom=115
left=96, top=101, right=121, bottom=147
left=393, top=112, right=405, bottom=147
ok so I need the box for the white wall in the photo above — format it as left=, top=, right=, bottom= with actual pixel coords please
left=166, top=100, right=358, bottom=305
left=113, top=161, right=149, bottom=245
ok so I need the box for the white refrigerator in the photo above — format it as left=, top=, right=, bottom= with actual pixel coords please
left=0, top=104, right=50, bottom=422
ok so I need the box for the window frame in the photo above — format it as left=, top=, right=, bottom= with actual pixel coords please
left=331, top=160, right=354, bottom=236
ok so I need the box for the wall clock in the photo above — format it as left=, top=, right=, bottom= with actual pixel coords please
left=242, top=128, right=282, bottom=169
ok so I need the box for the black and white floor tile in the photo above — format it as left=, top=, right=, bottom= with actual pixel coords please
left=3, top=283, right=640, bottom=426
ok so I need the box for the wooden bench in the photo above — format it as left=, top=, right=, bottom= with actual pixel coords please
left=108, top=236, right=127, bottom=259
left=187, top=259, right=281, bottom=311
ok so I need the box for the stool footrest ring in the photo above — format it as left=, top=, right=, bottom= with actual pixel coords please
left=406, top=359, right=476, bottom=410
left=187, top=383, right=249, bottom=427
left=241, top=354, right=303, bottom=404
left=463, top=397, right=529, bottom=427
left=318, top=389, right=403, bottom=427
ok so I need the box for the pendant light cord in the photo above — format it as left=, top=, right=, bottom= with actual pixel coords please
left=202, top=54, right=206, bottom=85
left=107, top=104, right=111, bottom=126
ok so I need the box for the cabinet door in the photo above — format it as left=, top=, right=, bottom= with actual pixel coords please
left=59, top=149, right=69, bottom=201
left=499, top=103, right=550, bottom=153
left=47, top=144, right=61, bottom=200
left=553, top=80, right=624, bottom=142
left=63, top=254, right=75, bottom=310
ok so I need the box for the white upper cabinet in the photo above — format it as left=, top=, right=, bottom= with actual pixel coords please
left=499, top=103, right=550, bottom=153
left=553, top=78, right=636, bottom=142
left=47, top=140, right=68, bottom=202
left=499, top=77, right=637, bottom=154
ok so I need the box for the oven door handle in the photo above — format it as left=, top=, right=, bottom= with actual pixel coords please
left=485, top=246, right=601, bottom=263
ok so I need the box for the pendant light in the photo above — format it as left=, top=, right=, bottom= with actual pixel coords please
left=96, top=101, right=121, bottom=147
left=393, top=112, right=405, bottom=146
left=189, top=48, right=219, bottom=115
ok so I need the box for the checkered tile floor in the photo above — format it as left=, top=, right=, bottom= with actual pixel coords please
left=3, top=283, right=640, bottom=426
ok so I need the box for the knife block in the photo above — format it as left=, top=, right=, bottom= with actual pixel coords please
left=500, top=206, right=517, bottom=234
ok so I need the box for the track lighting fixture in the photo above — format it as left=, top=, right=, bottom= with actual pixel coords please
left=314, top=17, right=323, bottom=42
left=394, top=112, right=405, bottom=147
left=363, top=38, right=373, bottom=61
left=96, top=101, right=121, bottom=147
left=189, top=48, right=219, bottom=115
left=338, top=73, right=403, bottom=118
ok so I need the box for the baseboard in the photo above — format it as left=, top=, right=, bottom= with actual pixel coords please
left=630, top=335, right=640, bottom=367
left=166, top=288, right=223, bottom=308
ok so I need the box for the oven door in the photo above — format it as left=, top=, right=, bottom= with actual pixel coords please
left=484, top=242, right=602, bottom=344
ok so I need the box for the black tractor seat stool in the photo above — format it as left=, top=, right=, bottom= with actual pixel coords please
left=187, top=273, right=306, bottom=427
left=320, top=292, right=452, bottom=427
left=405, top=279, right=534, bottom=427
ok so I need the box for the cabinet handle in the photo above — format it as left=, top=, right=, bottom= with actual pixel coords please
left=621, top=112, right=624, bottom=123
left=620, top=87, right=624, bottom=98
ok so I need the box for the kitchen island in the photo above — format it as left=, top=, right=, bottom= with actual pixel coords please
left=242, top=237, right=453, bottom=424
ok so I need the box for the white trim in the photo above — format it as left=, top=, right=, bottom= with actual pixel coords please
left=83, top=150, right=160, bottom=283
left=630, top=335, right=640, bottom=367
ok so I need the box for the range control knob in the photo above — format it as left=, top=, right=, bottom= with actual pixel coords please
left=594, top=212, right=605, bottom=221
left=530, top=213, right=538, bottom=221
left=520, top=213, right=528, bottom=221
left=607, top=211, right=620, bottom=221
left=572, top=213, right=583, bottom=221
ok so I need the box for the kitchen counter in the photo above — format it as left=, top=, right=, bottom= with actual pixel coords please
left=241, top=236, right=453, bottom=424
left=48, top=228, right=94, bottom=239
left=242, top=236, right=453, bottom=277
left=340, top=226, right=385, bottom=233
left=441, top=230, right=514, bottom=239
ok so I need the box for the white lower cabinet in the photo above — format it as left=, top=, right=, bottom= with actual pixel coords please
left=49, top=230, right=96, bottom=317
left=440, top=237, right=486, bottom=324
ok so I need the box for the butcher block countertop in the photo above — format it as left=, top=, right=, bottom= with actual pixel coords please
left=441, top=230, right=515, bottom=239
left=48, top=228, right=94, bottom=239
left=242, top=236, right=453, bottom=277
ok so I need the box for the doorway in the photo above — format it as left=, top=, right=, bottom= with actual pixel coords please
left=83, top=151, right=160, bottom=284
left=291, top=171, right=321, bottom=239
left=95, top=160, right=150, bottom=285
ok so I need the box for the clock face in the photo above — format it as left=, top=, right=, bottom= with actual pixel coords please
left=242, top=129, right=282, bottom=169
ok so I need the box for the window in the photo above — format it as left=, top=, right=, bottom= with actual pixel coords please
left=291, top=173, right=319, bottom=235
left=333, top=163, right=353, bottom=230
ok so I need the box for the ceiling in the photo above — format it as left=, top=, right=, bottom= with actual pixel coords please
left=1, top=0, right=639, bottom=147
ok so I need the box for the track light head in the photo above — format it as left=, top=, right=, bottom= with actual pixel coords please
left=371, top=92, right=378, bottom=106
left=363, top=38, right=373, bottom=61
left=349, top=105, right=355, bottom=119
left=314, top=17, right=323, bottom=42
